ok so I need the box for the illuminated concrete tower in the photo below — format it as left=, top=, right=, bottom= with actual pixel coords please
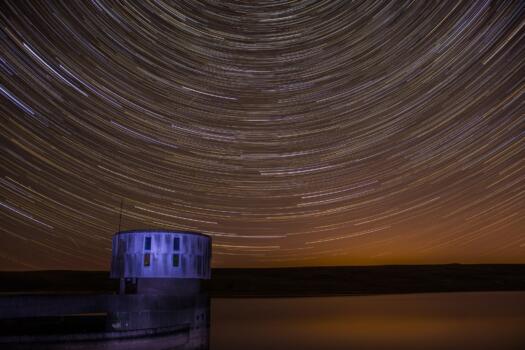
left=110, top=229, right=212, bottom=295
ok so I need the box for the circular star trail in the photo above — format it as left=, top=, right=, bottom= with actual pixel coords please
left=0, top=0, right=524, bottom=269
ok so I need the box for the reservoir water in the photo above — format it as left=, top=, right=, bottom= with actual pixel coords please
left=4, top=291, right=525, bottom=349
left=211, top=292, right=525, bottom=350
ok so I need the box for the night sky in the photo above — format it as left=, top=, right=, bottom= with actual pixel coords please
left=0, top=1, right=523, bottom=270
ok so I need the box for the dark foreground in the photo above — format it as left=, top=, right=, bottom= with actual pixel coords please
left=2, top=292, right=524, bottom=349
left=1, top=264, right=524, bottom=297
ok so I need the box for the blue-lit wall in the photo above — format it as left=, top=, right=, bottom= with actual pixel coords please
left=110, top=230, right=211, bottom=280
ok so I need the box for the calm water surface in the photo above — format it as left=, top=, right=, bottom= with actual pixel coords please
left=6, top=292, right=525, bottom=349
left=211, top=292, right=525, bottom=350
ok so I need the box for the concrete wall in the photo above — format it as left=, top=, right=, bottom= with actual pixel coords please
left=0, top=294, right=207, bottom=319
left=110, top=230, right=211, bottom=280
left=137, top=278, right=201, bottom=295
left=0, top=293, right=209, bottom=344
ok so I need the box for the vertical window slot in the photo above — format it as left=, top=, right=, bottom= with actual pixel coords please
left=172, top=254, right=180, bottom=267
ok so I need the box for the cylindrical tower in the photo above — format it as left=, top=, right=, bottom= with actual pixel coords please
left=110, top=229, right=211, bottom=294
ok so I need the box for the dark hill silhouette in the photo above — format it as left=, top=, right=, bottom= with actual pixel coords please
left=1, top=264, right=524, bottom=297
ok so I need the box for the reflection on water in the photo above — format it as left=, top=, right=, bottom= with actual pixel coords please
left=3, top=292, right=525, bottom=349
left=212, top=292, right=525, bottom=350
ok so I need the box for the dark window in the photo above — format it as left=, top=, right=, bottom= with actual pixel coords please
left=144, top=237, right=151, bottom=250
left=172, top=254, right=180, bottom=267
left=173, top=237, right=180, bottom=251
left=144, top=253, right=151, bottom=267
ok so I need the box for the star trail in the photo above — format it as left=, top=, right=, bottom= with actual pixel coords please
left=0, top=0, right=523, bottom=269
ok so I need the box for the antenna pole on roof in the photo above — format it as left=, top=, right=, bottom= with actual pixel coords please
left=118, top=198, right=124, bottom=232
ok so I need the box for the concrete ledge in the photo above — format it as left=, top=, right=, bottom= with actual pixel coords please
left=0, top=323, right=190, bottom=344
